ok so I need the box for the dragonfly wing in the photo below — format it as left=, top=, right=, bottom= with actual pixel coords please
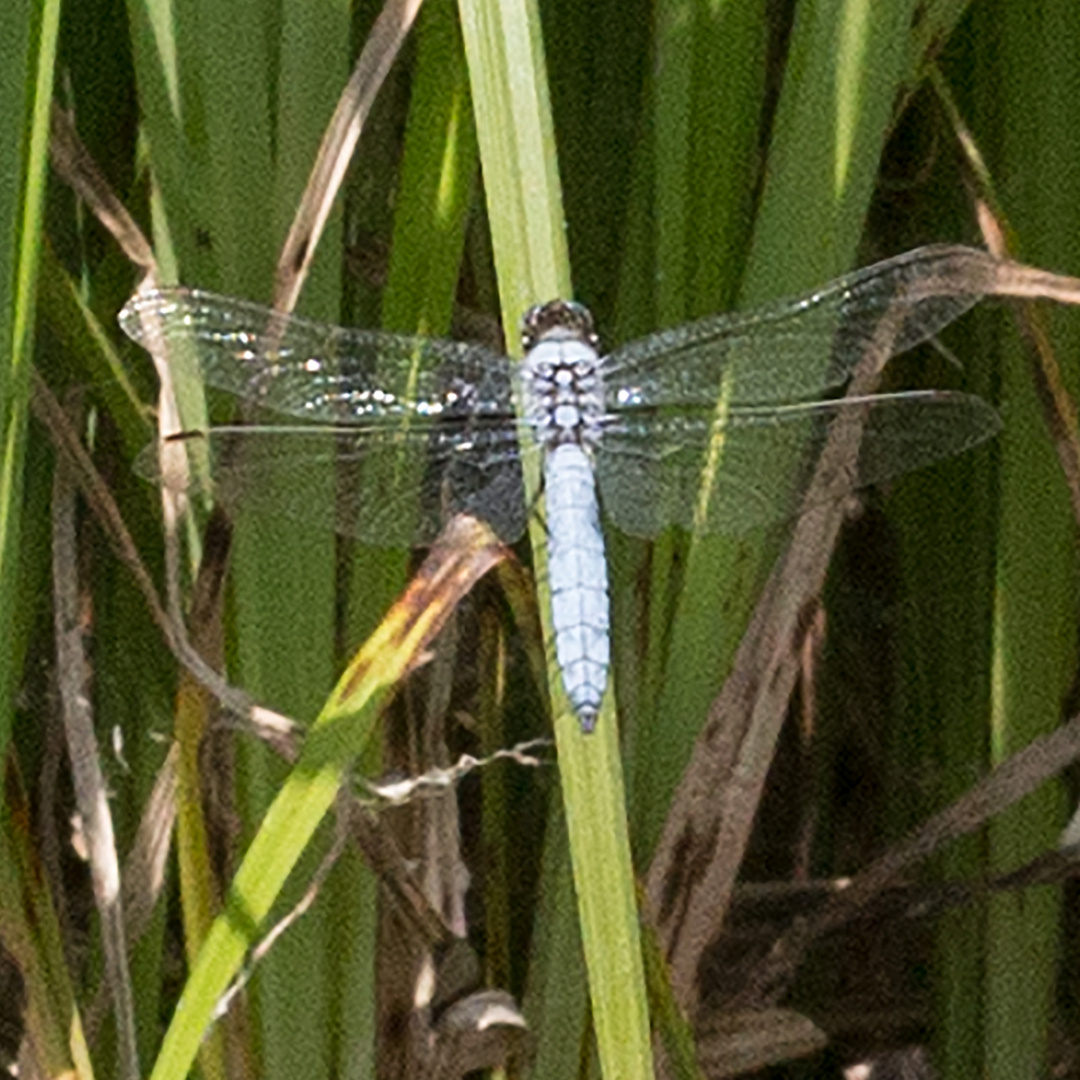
left=137, top=420, right=532, bottom=547
left=120, top=288, right=516, bottom=423
left=603, top=246, right=1002, bottom=407
left=595, top=391, right=1001, bottom=537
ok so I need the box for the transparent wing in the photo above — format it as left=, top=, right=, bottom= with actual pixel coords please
left=602, top=246, right=1001, bottom=407
left=122, top=288, right=527, bottom=546
left=136, top=420, right=534, bottom=546
left=596, top=390, right=1001, bottom=537
left=120, top=288, right=516, bottom=422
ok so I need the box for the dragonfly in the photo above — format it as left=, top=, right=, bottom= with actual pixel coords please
left=119, top=244, right=1002, bottom=732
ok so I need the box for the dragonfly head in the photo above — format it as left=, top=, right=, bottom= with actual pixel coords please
left=521, top=300, right=598, bottom=353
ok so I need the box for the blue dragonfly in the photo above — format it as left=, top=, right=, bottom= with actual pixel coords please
left=119, top=245, right=1003, bottom=730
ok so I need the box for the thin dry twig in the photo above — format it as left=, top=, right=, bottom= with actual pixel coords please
left=360, top=739, right=552, bottom=806
left=213, top=811, right=352, bottom=1022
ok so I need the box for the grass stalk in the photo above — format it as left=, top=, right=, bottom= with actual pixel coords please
left=456, top=0, right=653, bottom=1076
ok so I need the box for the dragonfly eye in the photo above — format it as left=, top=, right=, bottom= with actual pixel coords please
left=521, top=299, right=598, bottom=351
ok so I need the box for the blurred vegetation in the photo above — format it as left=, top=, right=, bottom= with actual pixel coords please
left=1, top=0, right=1079, bottom=1078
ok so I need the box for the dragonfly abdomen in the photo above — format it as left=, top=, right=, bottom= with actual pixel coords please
left=544, top=443, right=610, bottom=731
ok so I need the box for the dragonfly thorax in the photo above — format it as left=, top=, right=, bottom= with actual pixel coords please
left=521, top=332, right=606, bottom=451
left=520, top=299, right=606, bottom=452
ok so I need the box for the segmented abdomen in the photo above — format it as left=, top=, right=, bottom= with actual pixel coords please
left=544, top=443, right=610, bottom=731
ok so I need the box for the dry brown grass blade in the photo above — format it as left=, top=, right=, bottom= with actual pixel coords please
left=333, top=515, right=508, bottom=706
left=29, top=371, right=299, bottom=754
left=49, top=103, right=156, bottom=275
left=978, top=253, right=1080, bottom=527
left=645, top=247, right=1080, bottom=1017
left=429, top=990, right=530, bottom=1079
left=119, top=743, right=180, bottom=951
left=83, top=743, right=179, bottom=1042
left=50, top=95, right=202, bottom=647
left=273, top=0, right=424, bottom=313
left=31, top=368, right=498, bottom=973
left=694, top=1008, right=827, bottom=1079
left=933, top=65, right=1080, bottom=526
left=331, top=516, right=512, bottom=960
left=646, top=277, right=922, bottom=1015
left=731, top=708, right=1080, bottom=1010
left=1, top=758, right=95, bottom=1080
left=51, top=409, right=140, bottom=1080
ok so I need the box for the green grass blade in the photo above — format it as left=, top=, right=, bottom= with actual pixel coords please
left=0, top=0, right=61, bottom=758
left=148, top=527, right=500, bottom=1080
left=0, top=6, right=90, bottom=1037
left=651, top=0, right=766, bottom=327
left=457, top=0, right=569, bottom=322
left=520, top=813, right=590, bottom=1078
left=908, top=8, right=1079, bottom=1078
left=128, top=1, right=349, bottom=1077
left=978, top=11, right=1077, bottom=1074
left=230, top=2, right=346, bottom=1072
left=382, top=0, right=477, bottom=338
left=641, top=0, right=923, bottom=857
left=456, top=1, right=653, bottom=1077
left=338, top=5, right=479, bottom=1072
left=619, top=0, right=770, bottom=849
left=0, top=20, right=79, bottom=1080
